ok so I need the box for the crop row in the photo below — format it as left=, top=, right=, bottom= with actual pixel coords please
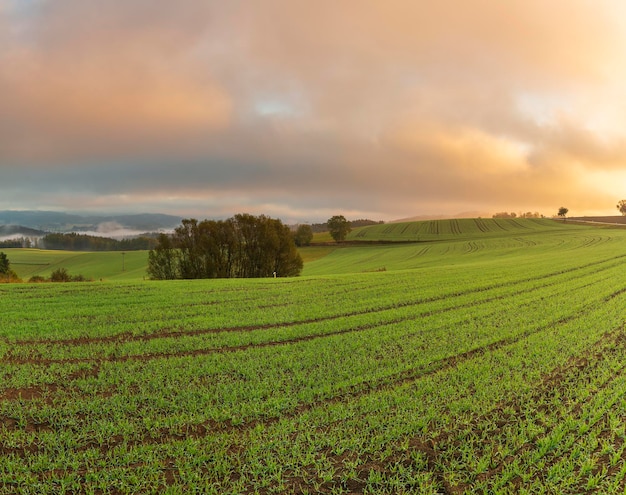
left=3, top=291, right=624, bottom=493
left=2, top=251, right=626, bottom=492
left=2, top=243, right=624, bottom=345
left=349, top=218, right=568, bottom=242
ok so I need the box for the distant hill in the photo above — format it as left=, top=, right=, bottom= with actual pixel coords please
left=0, top=211, right=182, bottom=232
left=390, top=211, right=489, bottom=223
left=0, top=225, right=45, bottom=237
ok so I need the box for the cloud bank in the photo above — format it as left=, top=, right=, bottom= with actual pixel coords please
left=2, top=0, right=626, bottom=221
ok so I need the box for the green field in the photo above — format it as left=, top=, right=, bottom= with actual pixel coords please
left=347, top=217, right=567, bottom=242
left=3, top=218, right=595, bottom=281
left=2, top=219, right=626, bottom=493
left=5, top=249, right=149, bottom=282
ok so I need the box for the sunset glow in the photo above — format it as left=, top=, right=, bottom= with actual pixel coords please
left=2, top=0, right=626, bottom=221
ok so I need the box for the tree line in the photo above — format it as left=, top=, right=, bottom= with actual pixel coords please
left=309, top=218, right=383, bottom=233
left=0, top=238, right=29, bottom=248
left=147, top=214, right=303, bottom=280
left=41, top=233, right=158, bottom=251
left=492, top=211, right=544, bottom=219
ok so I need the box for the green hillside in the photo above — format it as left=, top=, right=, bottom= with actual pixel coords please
left=302, top=218, right=604, bottom=275
left=1, top=218, right=616, bottom=281
left=4, top=249, right=149, bottom=281
left=347, top=217, right=578, bottom=241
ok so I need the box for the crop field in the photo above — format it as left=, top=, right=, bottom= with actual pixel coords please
left=347, top=217, right=576, bottom=242
left=3, top=220, right=626, bottom=493
left=303, top=219, right=609, bottom=276
left=4, top=249, right=149, bottom=282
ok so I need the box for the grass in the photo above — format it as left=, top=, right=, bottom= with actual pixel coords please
left=5, top=249, right=149, bottom=281
left=3, top=219, right=626, bottom=492
left=347, top=217, right=576, bottom=241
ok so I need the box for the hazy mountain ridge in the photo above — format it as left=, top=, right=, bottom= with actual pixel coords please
left=0, top=211, right=182, bottom=233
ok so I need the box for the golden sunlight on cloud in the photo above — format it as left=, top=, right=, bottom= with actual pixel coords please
left=1, top=56, right=232, bottom=161
left=2, top=0, right=626, bottom=219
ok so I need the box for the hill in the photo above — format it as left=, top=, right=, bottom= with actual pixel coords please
left=0, top=210, right=182, bottom=232
left=346, top=217, right=575, bottom=242
left=302, top=218, right=607, bottom=276
left=3, top=218, right=616, bottom=281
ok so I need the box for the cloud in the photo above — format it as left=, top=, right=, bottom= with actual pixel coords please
left=2, top=0, right=626, bottom=221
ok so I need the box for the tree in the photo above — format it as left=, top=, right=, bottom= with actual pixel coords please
left=0, top=252, right=22, bottom=283
left=0, top=252, right=9, bottom=275
left=147, top=233, right=179, bottom=280
left=50, top=268, right=72, bottom=282
left=558, top=207, right=569, bottom=219
left=327, top=215, right=351, bottom=242
left=617, top=200, right=626, bottom=216
left=293, top=224, right=313, bottom=247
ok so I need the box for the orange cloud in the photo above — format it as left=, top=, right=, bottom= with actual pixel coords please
left=2, top=0, right=626, bottom=219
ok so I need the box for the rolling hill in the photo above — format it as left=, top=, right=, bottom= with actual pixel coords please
left=1, top=217, right=613, bottom=281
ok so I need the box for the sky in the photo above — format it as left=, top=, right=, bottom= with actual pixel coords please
left=2, top=0, right=626, bottom=223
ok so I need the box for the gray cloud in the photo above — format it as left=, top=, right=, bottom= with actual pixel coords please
left=1, top=0, right=626, bottom=221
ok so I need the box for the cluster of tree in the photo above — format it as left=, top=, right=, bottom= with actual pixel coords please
left=41, top=233, right=158, bottom=251
left=617, top=200, right=626, bottom=216
left=0, top=252, right=21, bottom=283
left=309, top=218, right=383, bottom=233
left=293, top=224, right=313, bottom=247
left=147, top=214, right=303, bottom=280
left=0, top=238, right=30, bottom=248
left=28, top=268, right=90, bottom=283
left=493, top=211, right=543, bottom=219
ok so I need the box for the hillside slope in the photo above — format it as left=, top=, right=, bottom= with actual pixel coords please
left=303, top=218, right=617, bottom=276
left=347, top=218, right=579, bottom=242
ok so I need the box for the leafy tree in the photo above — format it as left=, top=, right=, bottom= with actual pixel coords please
left=0, top=252, right=22, bottom=283
left=49, top=267, right=88, bottom=282
left=617, top=200, right=626, bottom=216
left=147, top=233, right=179, bottom=280
left=0, top=252, right=9, bottom=275
left=327, top=215, right=351, bottom=242
left=293, top=224, right=313, bottom=247
left=50, top=268, right=72, bottom=282
left=557, top=207, right=568, bottom=219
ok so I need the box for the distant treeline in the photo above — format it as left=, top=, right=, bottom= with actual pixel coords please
left=492, top=212, right=544, bottom=219
left=0, top=238, right=29, bottom=248
left=310, top=218, right=383, bottom=233
left=41, top=233, right=159, bottom=251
